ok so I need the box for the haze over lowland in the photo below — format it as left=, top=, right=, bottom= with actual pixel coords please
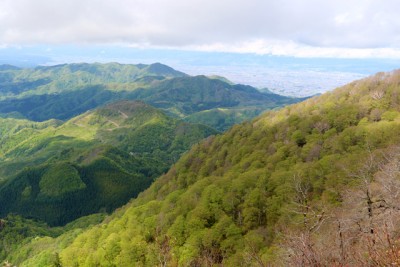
left=1, top=0, right=399, bottom=97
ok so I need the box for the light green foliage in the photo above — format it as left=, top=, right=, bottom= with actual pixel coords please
left=381, top=110, right=400, bottom=121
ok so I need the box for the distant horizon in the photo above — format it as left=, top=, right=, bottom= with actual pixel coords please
left=0, top=45, right=398, bottom=97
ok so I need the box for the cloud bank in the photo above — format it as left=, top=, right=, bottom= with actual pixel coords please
left=0, top=0, right=399, bottom=57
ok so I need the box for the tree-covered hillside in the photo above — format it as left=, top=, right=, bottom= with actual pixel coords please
left=0, top=62, right=187, bottom=99
left=0, top=63, right=302, bottom=130
left=0, top=100, right=216, bottom=226
left=7, top=69, right=400, bottom=266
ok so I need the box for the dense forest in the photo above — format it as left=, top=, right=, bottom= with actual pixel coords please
left=2, top=69, right=400, bottom=266
left=0, top=100, right=216, bottom=226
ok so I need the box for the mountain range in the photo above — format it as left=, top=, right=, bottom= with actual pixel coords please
left=0, top=63, right=302, bottom=130
left=2, top=63, right=398, bottom=266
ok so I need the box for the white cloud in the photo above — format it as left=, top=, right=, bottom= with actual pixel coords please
left=186, top=40, right=400, bottom=58
left=0, top=0, right=399, bottom=57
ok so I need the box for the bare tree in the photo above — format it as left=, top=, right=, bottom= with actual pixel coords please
left=282, top=174, right=328, bottom=266
left=280, top=147, right=400, bottom=265
left=313, top=121, right=330, bottom=134
left=2, top=261, right=15, bottom=267
left=342, top=146, right=400, bottom=264
left=370, top=90, right=385, bottom=100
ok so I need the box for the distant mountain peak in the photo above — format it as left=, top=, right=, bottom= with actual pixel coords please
left=144, top=62, right=188, bottom=77
left=207, top=75, right=234, bottom=84
left=0, top=64, right=20, bottom=71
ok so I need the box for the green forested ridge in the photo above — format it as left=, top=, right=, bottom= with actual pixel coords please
left=0, top=63, right=301, bottom=130
left=134, top=75, right=301, bottom=130
left=0, top=62, right=187, bottom=121
left=0, top=100, right=216, bottom=226
left=6, top=69, right=400, bottom=266
left=133, top=75, right=292, bottom=115
left=0, top=62, right=187, bottom=99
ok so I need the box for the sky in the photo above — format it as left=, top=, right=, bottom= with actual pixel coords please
left=0, top=0, right=400, bottom=58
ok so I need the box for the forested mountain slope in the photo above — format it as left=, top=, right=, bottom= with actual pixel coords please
left=0, top=63, right=302, bottom=130
left=0, top=101, right=216, bottom=226
left=7, top=70, right=400, bottom=266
